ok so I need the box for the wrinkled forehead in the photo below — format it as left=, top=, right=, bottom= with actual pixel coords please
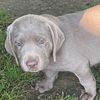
left=12, top=17, right=51, bottom=41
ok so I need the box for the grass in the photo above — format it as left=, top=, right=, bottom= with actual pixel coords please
left=0, top=9, right=41, bottom=100
left=0, top=3, right=100, bottom=100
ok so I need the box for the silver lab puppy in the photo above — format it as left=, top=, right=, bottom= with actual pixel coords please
left=5, top=5, right=100, bottom=100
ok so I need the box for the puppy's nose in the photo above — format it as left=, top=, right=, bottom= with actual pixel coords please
left=26, top=57, right=39, bottom=69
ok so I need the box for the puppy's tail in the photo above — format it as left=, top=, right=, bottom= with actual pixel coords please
left=80, top=5, right=100, bottom=36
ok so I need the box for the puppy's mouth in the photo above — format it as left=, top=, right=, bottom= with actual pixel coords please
left=26, top=67, right=40, bottom=72
left=21, top=63, right=42, bottom=72
left=21, top=61, right=42, bottom=72
left=21, top=58, right=49, bottom=72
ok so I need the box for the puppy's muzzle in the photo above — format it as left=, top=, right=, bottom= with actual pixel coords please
left=25, top=56, right=39, bottom=70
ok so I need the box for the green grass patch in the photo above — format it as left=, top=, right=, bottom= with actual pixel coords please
left=0, top=9, right=41, bottom=100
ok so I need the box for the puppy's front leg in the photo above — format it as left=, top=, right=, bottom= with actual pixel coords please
left=74, top=63, right=96, bottom=100
left=35, top=70, right=58, bottom=93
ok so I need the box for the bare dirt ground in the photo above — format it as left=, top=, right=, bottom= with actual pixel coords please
left=0, top=0, right=100, bottom=100
left=0, top=0, right=99, bottom=17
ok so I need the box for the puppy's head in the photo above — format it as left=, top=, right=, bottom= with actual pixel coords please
left=5, top=14, right=65, bottom=72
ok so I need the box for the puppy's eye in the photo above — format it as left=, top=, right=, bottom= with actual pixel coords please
left=15, top=41, right=23, bottom=49
left=38, top=38, right=45, bottom=44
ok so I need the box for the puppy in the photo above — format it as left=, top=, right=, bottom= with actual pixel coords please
left=5, top=5, right=100, bottom=100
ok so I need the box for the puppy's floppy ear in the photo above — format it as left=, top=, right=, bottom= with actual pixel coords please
left=47, top=23, right=65, bottom=62
left=5, top=24, right=19, bottom=65
left=41, top=15, right=65, bottom=62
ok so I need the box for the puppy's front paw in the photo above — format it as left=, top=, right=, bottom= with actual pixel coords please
left=80, top=90, right=94, bottom=100
left=35, top=80, right=53, bottom=93
left=80, top=92, right=88, bottom=100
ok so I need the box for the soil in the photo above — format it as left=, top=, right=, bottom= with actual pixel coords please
left=0, top=0, right=99, bottom=17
